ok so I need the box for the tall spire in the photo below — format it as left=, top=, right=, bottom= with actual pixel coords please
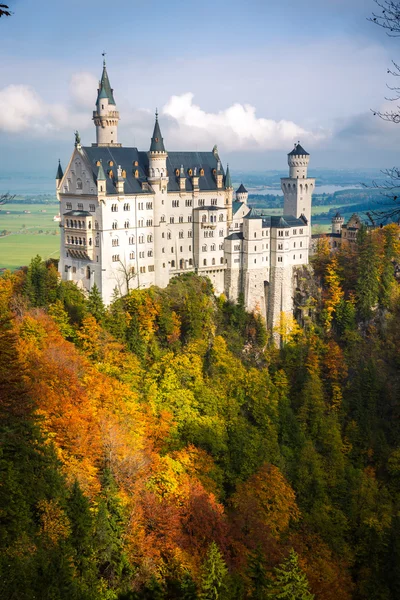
left=56, top=159, right=63, bottom=180
left=97, top=160, right=106, bottom=181
left=150, top=110, right=166, bottom=153
left=97, top=59, right=116, bottom=106
left=225, top=164, right=232, bottom=189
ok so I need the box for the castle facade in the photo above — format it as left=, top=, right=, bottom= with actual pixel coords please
left=57, top=61, right=315, bottom=328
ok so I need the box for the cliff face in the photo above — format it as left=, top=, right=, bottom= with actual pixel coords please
left=293, top=265, right=321, bottom=328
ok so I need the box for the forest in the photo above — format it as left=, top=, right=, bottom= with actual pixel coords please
left=1, top=224, right=400, bottom=599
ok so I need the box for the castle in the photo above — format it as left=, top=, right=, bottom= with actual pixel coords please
left=57, top=60, right=315, bottom=328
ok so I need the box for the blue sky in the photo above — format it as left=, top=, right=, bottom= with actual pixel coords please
left=0, top=0, right=398, bottom=174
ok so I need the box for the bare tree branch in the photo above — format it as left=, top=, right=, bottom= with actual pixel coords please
left=0, top=193, right=15, bottom=206
left=0, top=4, right=11, bottom=17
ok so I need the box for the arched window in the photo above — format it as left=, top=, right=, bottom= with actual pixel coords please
left=88, top=222, right=92, bottom=229
left=212, top=258, right=216, bottom=265
left=220, top=257, right=224, bottom=264
left=203, top=259, right=207, bottom=266
left=124, top=220, right=130, bottom=229
left=167, top=231, right=171, bottom=240
left=211, top=244, right=216, bottom=251
left=180, top=258, right=184, bottom=269
left=77, top=179, right=83, bottom=190
left=171, top=260, right=175, bottom=268
left=219, top=214, right=224, bottom=221
left=202, top=244, right=207, bottom=252
left=202, top=214, right=207, bottom=223
left=134, top=169, right=139, bottom=178
left=86, top=267, right=91, bottom=279
left=95, top=221, right=99, bottom=230
left=189, top=258, right=193, bottom=266
left=179, top=230, right=184, bottom=239
left=66, top=236, right=70, bottom=243
left=74, top=220, right=77, bottom=228
left=79, top=238, right=82, bottom=245
left=147, top=234, right=153, bottom=242
left=160, top=215, right=166, bottom=223
left=112, top=221, right=118, bottom=230
left=89, top=238, right=92, bottom=246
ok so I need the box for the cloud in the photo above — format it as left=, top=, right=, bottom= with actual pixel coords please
left=69, top=72, right=98, bottom=109
left=161, top=93, right=326, bottom=151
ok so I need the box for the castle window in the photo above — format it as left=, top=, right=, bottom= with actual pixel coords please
left=139, top=251, right=145, bottom=258
left=111, top=204, right=118, bottom=212
left=146, top=219, right=153, bottom=226
left=278, top=243, right=283, bottom=250
left=124, top=203, right=130, bottom=211
left=203, top=259, right=207, bottom=266
left=122, top=170, right=127, bottom=178
left=134, top=161, right=139, bottom=167
left=171, top=247, right=174, bottom=253
left=139, top=235, right=144, bottom=243
left=285, top=231, right=289, bottom=237
left=96, top=160, right=101, bottom=167
left=112, top=221, right=118, bottom=229
left=254, top=246, right=257, bottom=251
left=124, top=221, right=130, bottom=229
left=89, top=204, right=95, bottom=212
left=86, top=267, right=91, bottom=279
left=108, top=160, right=114, bottom=167
left=198, top=199, right=205, bottom=207
left=147, top=250, right=153, bottom=257
left=219, top=214, right=224, bottom=222
left=140, top=266, right=146, bottom=273
left=66, top=202, right=72, bottom=210
left=212, top=258, right=216, bottom=265
left=185, top=199, right=192, bottom=207
left=112, top=238, right=119, bottom=247
left=189, top=245, right=192, bottom=251
left=300, top=229, right=303, bottom=234
left=175, top=169, right=180, bottom=176
left=202, top=244, right=207, bottom=252
left=179, top=216, right=183, bottom=223
left=300, top=241, right=303, bottom=247
left=78, top=203, right=83, bottom=211
left=189, top=258, right=193, bottom=266
left=188, top=230, right=192, bottom=238
left=148, top=265, right=155, bottom=272
left=188, top=168, right=193, bottom=176
left=66, top=236, right=70, bottom=244
left=167, top=232, right=171, bottom=239
left=108, top=170, right=114, bottom=179
left=220, top=257, right=224, bottom=264
left=254, top=259, right=257, bottom=264
left=146, top=202, right=153, bottom=210
left=135, top=170, right=139, bottom=178
left=211, top=198, right=217, bottom=206
left=300, top=254, right=302, bottom=259
left=129, top=236, right=135, bottom=244
left=171, top=260, right=175, bottom=268
left=95, top=221, right=99, bottom=230
left=138, top=219, right=144, bottom=227
left=162, top=247, right=165, bottom=253
left=130, top=252, right=135, bottom=259
left=278, top=256, right=283, bottom=262
left=172, top=200, right=179, bottom=208
left=160, top=215, right=166, bottom=223
left=64, top=265, right=69, bottom=272
left=170, top=217, right=175, bottom=224
left=188, top=216, right=192, bottom=223
left=202, top=215, right=207, bottom=223
left=200, top=168, right=204, bottom=176
left=293, top=229, right=297, bottom=235
left=112, top=255, right=120, bottom=262
left=254, top=233, right=257, bottom=238
left=211, top=244, right=216, bottom=251
left=77, top=179, right=83, bottom=190
left=180, top=258, right=184, bottom=269
left=72, top=266, right=76, bottom=273
left=278, top=231, right=283, bottom=237
left=293, top=255, right=296, bottom=260
left=179, top=231, right=184, bottom=239
left=294, top=242, right=296, bottom=248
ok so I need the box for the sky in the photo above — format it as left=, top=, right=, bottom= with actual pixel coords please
left=0, top=0, right=399, bottom=175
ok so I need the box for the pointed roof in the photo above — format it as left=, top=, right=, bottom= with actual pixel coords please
left=150, top=111, right=166, bottom=152
left=56, top=159, right=63, bottom=180
left=288, top=142, right=309, bottom=156
left=97, top=160, right=106, bottom=181
left=97, top=59, right=116, bottom=105
left=225, top=164, right=232, bottom=188
left=236, top=183, right=247, bottom=194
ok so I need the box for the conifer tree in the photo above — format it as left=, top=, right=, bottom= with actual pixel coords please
left=87, top=283, right=106, bottom=322
left=355, top=226, right=380, bottom=320
left=200, top=541, right=229, bottom=600
left=248, top=545, right=271, bottom=599
left=268, top=549, right=314, bottom=600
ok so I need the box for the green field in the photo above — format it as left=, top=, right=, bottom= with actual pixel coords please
left=0, top=203, right=60, bottom=270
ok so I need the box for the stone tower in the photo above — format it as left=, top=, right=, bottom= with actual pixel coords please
left=148, top=110, right=168, bottom=185
left=236, top=183, right=248, bottom=204
left=281, top=142, right=315, bottom=229
left=92, top=58, right=120, bottom=147
left=332, top=211, right=344, bottom=234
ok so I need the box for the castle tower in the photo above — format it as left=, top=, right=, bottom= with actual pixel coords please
left=148, top=110, right=168, bottom=186
left=281, top=142, right=315, bottom=230
left=55, top=159, right=63, bottom=190
left=236, top=183, right=248, bottom=204
left=332, top=211, right=344, bottom=234
left=92, top=57, right=121, bottom=147
left=225, top=164, right=233, bottom=226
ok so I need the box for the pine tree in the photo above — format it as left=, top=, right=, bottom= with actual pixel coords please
left=248, top=545, right=271, bottom=599
left=268, top=549, right=314, bottom=600
left=48, top=300, right=76, bottom=340
left=87, top=283, right=106, bottom=323
left=355, top=226, right=380, bottom=320
left=200, top=542, right=229, bottom=600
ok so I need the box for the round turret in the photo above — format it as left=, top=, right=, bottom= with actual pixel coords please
left=332, top=211, right=345, bottom=234
left=236, top=183, right=248, bottom=204
left=288, top=142, right=310, bottom=179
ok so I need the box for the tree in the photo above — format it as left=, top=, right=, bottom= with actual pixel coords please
left=114, top=258, right=137, bottom=296
left=355, top=226, right=380, bottom=320
left=268, top=549, right=314, bottom=600
left=200, top=542, right=229, bottom=600
left=87, top=283, right=106, bottom=322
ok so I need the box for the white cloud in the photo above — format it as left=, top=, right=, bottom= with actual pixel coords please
left=0, top=85, right=43, bottom=132
left=161, top=93, right=326, bottom=151
left=69, top=72, right=98, bottom=109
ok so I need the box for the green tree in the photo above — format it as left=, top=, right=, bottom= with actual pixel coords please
left=355, top=226, right=379, bottom=320
left=268, top=549, right=314, bottom=600
left=200, top=542, right=229, bottom=600
left=87, top=283, right=106, bottom=322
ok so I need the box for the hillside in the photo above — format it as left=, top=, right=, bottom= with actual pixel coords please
left=1, top=225, right=400, bottom=599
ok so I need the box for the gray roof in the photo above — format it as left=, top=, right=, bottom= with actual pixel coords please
left=226, top=232, right=243, bottom=240
left=244, top=210, right=307, bottom=229
left=81, top=146, right=223, bottom=195
left=288, top=143, right=309, bottom=156
left=97, top=62, right=116, bottom=105
left=236, top=183, right=247, bottom=194
left=150, top=114, right=166, bottom=152
left=232, top=201, right=244, bottom=215
left=225, top=164, right=232, bottom=189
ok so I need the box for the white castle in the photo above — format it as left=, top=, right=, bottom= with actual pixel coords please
left=57, top=60, right=315, bottom=328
